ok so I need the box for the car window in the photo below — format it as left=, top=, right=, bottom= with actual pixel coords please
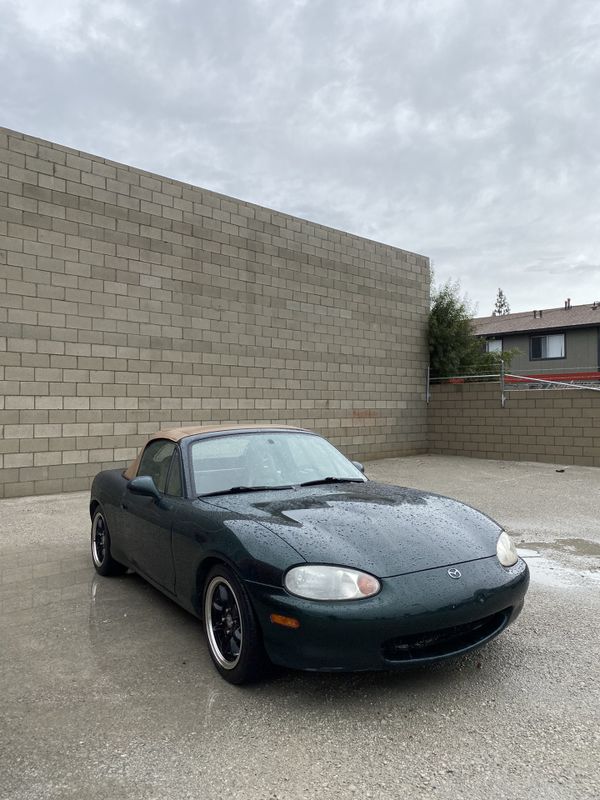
left=137, top=439, right=176, bottom=493
left=195, top=436, right=249, bottom=460
left=165, top=449, right=184, bottom=497
left=190, top=431, right=364, bottom=495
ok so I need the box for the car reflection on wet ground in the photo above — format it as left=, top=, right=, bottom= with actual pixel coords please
left=1, top=455, right=599, bottom=800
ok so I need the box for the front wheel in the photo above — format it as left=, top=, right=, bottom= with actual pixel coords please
left=91, top=509, right=127, bottom=577
left=203, top=564, right=267, bottom=684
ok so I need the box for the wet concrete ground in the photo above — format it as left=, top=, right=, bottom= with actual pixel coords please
left=1, top=455, right=599, bottom=800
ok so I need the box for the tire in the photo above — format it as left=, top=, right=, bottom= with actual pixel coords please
left=203, top=564, right=267, bottom=684
left=91, top=508, right=127, bottom=577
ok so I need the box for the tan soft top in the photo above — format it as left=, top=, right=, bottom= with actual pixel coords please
left=123, top=423, right=307, bottom=480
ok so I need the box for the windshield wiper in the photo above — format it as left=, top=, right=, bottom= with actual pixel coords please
left=199, top=484, right=294, bottom=498
left=298, top=477, right=365, bottom=487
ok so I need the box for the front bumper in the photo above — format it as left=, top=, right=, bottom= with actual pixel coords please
left=245, top=556, right=529, bottom=671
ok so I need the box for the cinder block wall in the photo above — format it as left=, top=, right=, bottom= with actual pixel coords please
left=0, top=127, right=429, bottom=498
left=428, top=383, right=600, bottom=467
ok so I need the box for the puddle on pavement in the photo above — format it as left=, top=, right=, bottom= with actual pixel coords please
left=517, top=543, right=600, bottom=588
left=520, top=538, right=600, bottom=558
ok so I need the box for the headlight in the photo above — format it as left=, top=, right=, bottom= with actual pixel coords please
left=284, top=565, right=381, bottom=600
left=496, top=531, right=518, bottom=567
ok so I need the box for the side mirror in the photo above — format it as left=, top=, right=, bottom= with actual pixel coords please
left=127, top=475, right=161, bottom=500
left=351, top=460, right=365, bottom=474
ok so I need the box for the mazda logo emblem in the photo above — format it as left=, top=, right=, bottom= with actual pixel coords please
left=447, top=568, right=462, bottom=579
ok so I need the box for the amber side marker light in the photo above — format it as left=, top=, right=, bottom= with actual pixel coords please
left=270, top=613, right=300, bottom=629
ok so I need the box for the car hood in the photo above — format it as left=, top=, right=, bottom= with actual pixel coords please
left=204, top=481, right=502, bottom=577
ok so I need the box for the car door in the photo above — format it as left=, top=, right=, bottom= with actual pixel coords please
left=121, top=439, right=180, bottom=593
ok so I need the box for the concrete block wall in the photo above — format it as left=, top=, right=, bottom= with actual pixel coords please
left=0, top=127, right=430, bottom=498
left=428, top=383, right=600, bottom=467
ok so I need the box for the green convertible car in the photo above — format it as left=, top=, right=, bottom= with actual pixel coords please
left=89, top=425, right=529, bottom=684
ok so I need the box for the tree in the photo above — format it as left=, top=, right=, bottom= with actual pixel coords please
left=429, top=281, right=516, bottom=377
left=493, top=288, right=510, bottom=315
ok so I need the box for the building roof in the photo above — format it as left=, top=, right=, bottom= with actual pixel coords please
left=473, top=301, right=600, bottom=337
left=123, top=424, right=308, bottom=480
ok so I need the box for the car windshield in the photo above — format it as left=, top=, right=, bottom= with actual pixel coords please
left=191, top=431, right=365, bottom=496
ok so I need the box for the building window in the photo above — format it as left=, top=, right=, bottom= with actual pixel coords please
left=486, top=339, right=502, bottom=353
left=530, top=333, right=565, bottom=360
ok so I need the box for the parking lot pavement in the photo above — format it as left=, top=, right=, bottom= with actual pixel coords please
left=1, top=455, right=599, bottom=800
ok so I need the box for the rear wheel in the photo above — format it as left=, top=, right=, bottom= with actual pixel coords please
left=91, top=509, right=127, bottom=577
left=203, top=564, right=267, bottom=684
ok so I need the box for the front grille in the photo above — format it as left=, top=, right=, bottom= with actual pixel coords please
left=381, top=609, right=510, bottom=662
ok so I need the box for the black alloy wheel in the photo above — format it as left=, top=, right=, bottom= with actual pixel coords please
left=202, top=564, right=267, bottom=684
left=206, top=578, right=243, bottom=668
left=91, top=509, right=127, bottom=577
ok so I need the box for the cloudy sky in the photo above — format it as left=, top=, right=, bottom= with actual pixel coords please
left=2, top=0, right=599, bottom=314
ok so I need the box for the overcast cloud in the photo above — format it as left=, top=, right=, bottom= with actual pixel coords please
left=2, top=0, right=599, bottom=313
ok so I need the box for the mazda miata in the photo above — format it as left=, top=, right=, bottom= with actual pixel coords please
left=89, top=425, right=529, bottom=684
